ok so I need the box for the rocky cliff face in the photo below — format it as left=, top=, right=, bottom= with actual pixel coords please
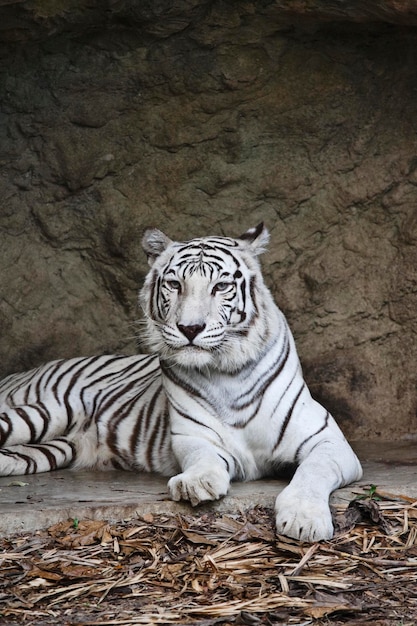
left=1, top=1, right=416, bottom=440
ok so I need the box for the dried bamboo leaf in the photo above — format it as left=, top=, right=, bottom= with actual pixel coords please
left=2, top=497, right=417, bottom=624
left=180, top=530, right=217, bottom=545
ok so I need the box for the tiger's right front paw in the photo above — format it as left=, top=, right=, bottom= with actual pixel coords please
left=168, top=465, right=230, bottom=507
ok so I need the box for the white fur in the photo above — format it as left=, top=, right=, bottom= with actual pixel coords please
left=139, top=225, right=362, bottom=542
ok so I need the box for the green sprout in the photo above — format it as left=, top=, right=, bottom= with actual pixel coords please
left=355, top=484, right=381, bottom=501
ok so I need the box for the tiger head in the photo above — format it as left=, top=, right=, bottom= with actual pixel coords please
left=139, top=223, right=277, bottom=371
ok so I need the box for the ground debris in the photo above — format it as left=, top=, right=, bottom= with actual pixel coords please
left=1, top=495, right=417, bottom=625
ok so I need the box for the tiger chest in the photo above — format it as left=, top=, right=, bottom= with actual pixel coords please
left=162, top=365, right=281, bottom=467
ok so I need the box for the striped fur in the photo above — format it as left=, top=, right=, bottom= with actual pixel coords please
left=0, top=355, right=176, bottom=476
left=0, top=224, right=362, bottom=541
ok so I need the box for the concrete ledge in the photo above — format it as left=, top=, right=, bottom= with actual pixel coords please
left=0, top=442, right=416, bottom=536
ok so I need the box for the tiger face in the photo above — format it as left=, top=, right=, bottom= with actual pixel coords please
left=140, top=224, right=273, bottom=370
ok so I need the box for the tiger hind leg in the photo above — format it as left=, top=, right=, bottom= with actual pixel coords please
left=0, top=403, right=71, bottom=448
left=0, top=438, right=76, bottom=476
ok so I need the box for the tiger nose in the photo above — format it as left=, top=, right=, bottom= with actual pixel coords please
left=177, top=323, right=206, bottom=343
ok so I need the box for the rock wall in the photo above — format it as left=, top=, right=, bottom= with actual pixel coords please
left=1, top=1, right=417, bottom=441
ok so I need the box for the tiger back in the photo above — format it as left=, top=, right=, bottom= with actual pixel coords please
left=0, top=223, right=362, bottom=542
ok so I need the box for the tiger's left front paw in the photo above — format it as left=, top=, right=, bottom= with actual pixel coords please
left=275, top=488, right=333, bottom=542
left=168, top=465, right=230, bottom=507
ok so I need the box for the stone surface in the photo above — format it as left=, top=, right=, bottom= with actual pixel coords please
left=0, top=442, right=416, bottom=535
left=0, top=2, right=417, bottom=440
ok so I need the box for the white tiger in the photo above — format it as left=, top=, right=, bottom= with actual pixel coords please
left=0, top=224, right=362, bottom=542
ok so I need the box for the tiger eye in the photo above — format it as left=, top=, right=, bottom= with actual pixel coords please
left=212, top=282, right=232, bottom=294
left=166, top=280, right=181, bottom=291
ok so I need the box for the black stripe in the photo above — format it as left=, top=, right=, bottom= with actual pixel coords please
left=145, top=412, right=162, bottom=472
left=35, top=359, right=65, bottom=401
left=0, top=413, right=12, bottom=446
left=25, top=404, right=50, bottom=441
left=98, top=366, right=158, bottom=418
left=0, top=448, right=37, bottom=474
left=217, top=453, right=230, bottom=473
left=160, top=362, right=204, bottom=401
left=172, top=243, right=241, bottom=268
left=106, top=393, right=145, bottom=455
left=55, top=437, right=77, bottom=456
left=232, top=334, right=289, bottom=411
left=249, top=276, right=258, bottom=319
left=83, top=355, right=127, bottom=381
left=156, top=410, right=172, bottom=463
left=129, top=384, right=164, bottom=458
left=34, top=444, right=60, bottom=470
left=129, top=402, right=148, bottom=458
left=15, top=408, right=36, bottom=441
left=240, top=277, right=247, bottom=313
left=51, top=358, right=98, bottom=428
left=294, top=411, right=330, bottom=463
left=273, top=383, right=305, bottom=452
left=170, top=405, right=225, bottom=445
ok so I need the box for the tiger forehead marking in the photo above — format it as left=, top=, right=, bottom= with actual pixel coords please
left=163, top=239, right=242, bottom=281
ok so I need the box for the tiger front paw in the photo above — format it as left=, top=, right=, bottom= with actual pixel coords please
left=275, top=488, right=334, bottom=542
left=168, top=465, right=230, bottom=507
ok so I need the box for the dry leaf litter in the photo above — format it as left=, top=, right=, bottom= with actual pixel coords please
left=1, top=487, right=417, bottom=625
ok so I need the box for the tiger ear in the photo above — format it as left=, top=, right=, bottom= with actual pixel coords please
left=237, top=222, right=270, bottom=255
left=142, top=228, right=173, bottom=266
